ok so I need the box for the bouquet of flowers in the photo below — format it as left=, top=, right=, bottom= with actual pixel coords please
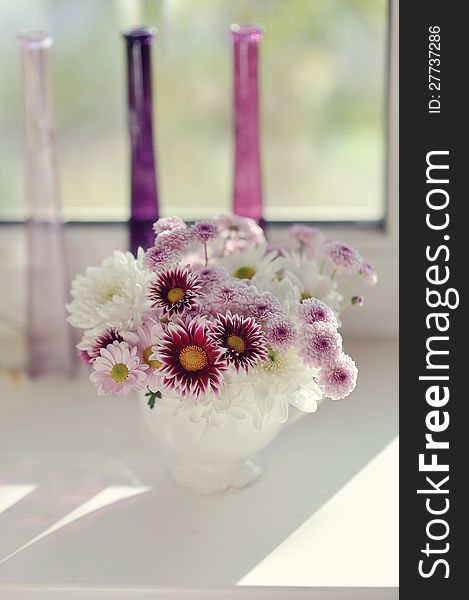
left=67, top=215, right=377, bottom=427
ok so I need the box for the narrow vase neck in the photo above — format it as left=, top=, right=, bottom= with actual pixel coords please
left=231, top=24, right=264, bottom=222
left=123, top=27, right=159, bottom=252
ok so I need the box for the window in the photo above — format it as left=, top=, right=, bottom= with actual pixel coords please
left=0, top=0, right=388, bottom=223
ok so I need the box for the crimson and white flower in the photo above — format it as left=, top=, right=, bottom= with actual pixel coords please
left=148, top=266, right=203, bottom=316
left=209, top=312, right=268, bottom=371
left=67, top=249, right=153, bottom=336
left=77, top=327, right=124, bottom=365
left=155, top=319, right=227, bottom=399
left=90, top=341, right=148, bottom=396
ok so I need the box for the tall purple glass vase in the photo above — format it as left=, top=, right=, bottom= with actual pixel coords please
left=231, top=24, right=264, bottom=222
left=18, top=31, right=75, bottom=378
left=123, top=27, right=159, bottom=254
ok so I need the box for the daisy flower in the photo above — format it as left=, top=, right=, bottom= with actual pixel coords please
left=148, top=266, right=202, bottom=316
left=209, top=312, right=268, bottom=371
left=282, top=251, right=343, bottom=312
left=321, top=241, right=362, bottom=274
left=216, top=242, right=283, bottom=284
left=155, top=319, right=227, bottom=398
left=318, top=353, right=358, bottom=400
left=299, top=323, right=343, bottom=368
left=298, top=298, right=339, bottom=328
left=359, top=261, right=378, bottom=286
left=122, top=319, right=165, bottom=392
left=190, top=220, right=219, bottom=242
left=153, top=216, right=187, bottom=236
left=67, top=249, right=153, bottom=335
left=90, top=341, right=148, bottom=396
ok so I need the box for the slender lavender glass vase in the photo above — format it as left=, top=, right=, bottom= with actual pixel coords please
left=18, top=31, right=75, bottom=377
left=123, top=27, right=159, bottom=254
left=231, top=24, right=264, bottom=222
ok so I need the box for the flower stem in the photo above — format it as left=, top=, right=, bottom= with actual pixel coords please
left=204, top=242, right=208, bottom=266
left=330, top=268, right=337, bottom=281
left=340, top=273, right=360, bottom=294
left=319, top=259, right=325, bottom=274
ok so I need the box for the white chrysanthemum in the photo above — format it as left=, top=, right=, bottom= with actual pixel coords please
left=252, top=270, right=299, bottom=317
left=172, top=349, right=323, bottom=429
left=216, top=242, right=283, bottom=286
left=282, top=251, right=343, bottom=314
left=67, top=249, right=154, bottom=336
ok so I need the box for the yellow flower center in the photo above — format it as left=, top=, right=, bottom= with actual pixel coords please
left=143, top=346, right=162, bottom=369
left=179, top=345, right=208, bottom=372
left=233, top=266, right=256, bottom=280
left=301, top=291, right=314, bottom=301
left=110, top=363, right=129, bottom=383
left=103, top=287, right=119, bottom=302
left=167, top=287, right=185, bottom=303
left=261, top=349, right=284, bottom=372
left=227, top=334, right=246, bottom=353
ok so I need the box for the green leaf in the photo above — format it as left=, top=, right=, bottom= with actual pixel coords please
left=144, top=389, right=162, bottom=410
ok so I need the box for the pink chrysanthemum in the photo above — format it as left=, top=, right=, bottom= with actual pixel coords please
left=298, top=298, right=338, bottom=328
left=249, top=292, right=285, bottom=323
left=90, top=341, right=148, bottom=395
left=321, top=240, right=362, bottom=274
left=194, top=265, right=229, bottom=292
left=191, top=220, right=219, bottom=242
left=144, top=245, right=181, bottom=272
left=122, top=319, right=165, bottom=393
left=153, top=216, right=187, bottom=235
left=264, top=318, right=296, bottom=351
left=79, top=328, right=124, bottom=365
left=209, top=280, right=256, bottom=316
left=148, top=267, right=202, bottom=316
left=155, top=319, right=227, bottom=398
left=359, top=261, right=378, bottom=286
left=300, top=323, right=343, bottom=368
left=289, top=225, right=324, bottom=258
left=209, top=312, right=268, bottom=371
left=157, top=228, right=192, bottom=252
left=318, top=353, right=358, bottom=400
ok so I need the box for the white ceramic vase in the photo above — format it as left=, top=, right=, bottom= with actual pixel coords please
left=139, top=392, right=304, bottom=494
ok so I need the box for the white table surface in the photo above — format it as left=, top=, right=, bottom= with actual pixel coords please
left=0, top=338, right=398, bottom=597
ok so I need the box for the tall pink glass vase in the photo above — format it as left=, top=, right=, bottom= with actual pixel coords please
left=18, top=31, right=75, bottom=377
left=231, top=23, right=264, bottom=222
left=123, top=27, right=159, bottom=254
